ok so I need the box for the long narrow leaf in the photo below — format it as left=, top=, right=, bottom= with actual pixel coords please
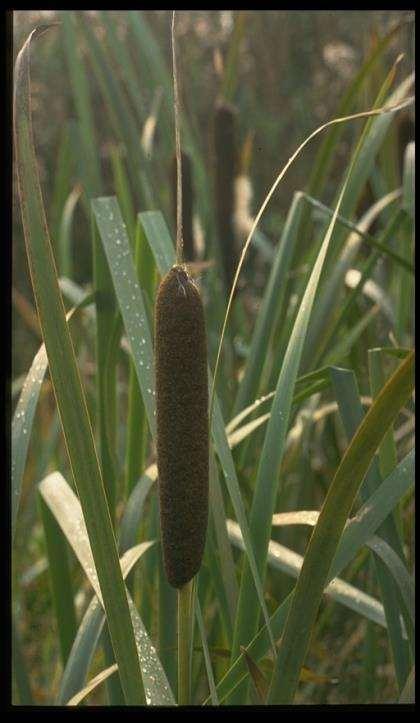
left=232, top=142, right=361, bottom=665
left=125, top=219, right=156, bottom=495
left=331, top=363, right=410, bottom=685
left=300, top=192, right=413, bottom=273
left=233, top=191, right=303, bottom=414
left=12, top=297, right=94, bottom=545
left=267, top=351, right=414, bottom=703
left=92, top=197, right=156, bottom=436
left=14, top=28, right=144, bottom=705
left=266, top=512, right=413, bottom=629
left=303, top=189, right=401, bottom=370
left=227, top=521, right=387, bottom=628
left=211, top=446, right=414, bottom=704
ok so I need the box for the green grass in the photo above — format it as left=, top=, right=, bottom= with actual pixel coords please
left=12, top=11, right=414, bottom=706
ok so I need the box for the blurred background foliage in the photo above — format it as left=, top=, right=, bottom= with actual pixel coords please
left=13, top=9, right=414, bottom=377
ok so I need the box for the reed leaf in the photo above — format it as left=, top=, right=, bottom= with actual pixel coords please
left=212, top=445, right=414, bottom=704
left=14, top=27, right=144, bottom=705
left=39, top=471, right=175, bottom=705
left=267, top=350, right=414, bottom=703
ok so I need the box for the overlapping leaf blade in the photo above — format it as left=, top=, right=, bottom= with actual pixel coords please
left=39, top=472, right=175, bottom=705
left=210, top=446, right=414, bottom=703
left=14, top=28, right=145, bottom=705
left=267, top=351, right=414, bottom=703
left=92, top=197, right=156, bottom=436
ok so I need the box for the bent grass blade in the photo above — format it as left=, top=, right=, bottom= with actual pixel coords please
left=39, top=472, right=175, bottom=705
left=267, top=351, right=414, bottom=703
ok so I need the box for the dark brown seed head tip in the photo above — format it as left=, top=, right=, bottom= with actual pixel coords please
left=155, top=265, right=209, bottom=588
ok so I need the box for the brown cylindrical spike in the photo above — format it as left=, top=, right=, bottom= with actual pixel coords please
left=155, top=265, right=209, bottom=588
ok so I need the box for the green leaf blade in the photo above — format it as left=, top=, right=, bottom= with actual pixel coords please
left=267, top=351, right=414, bottom=703
left=14, top=28, right=145, bottom=705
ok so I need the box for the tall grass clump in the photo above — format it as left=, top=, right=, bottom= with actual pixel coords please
left=12, top=10, right=414, bottom=708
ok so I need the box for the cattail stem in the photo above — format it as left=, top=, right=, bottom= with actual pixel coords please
left=177, top=579, right=194, bottom=705
left=171, top=11, right=183, bottom=264
left=171, top=151, right=194, bottom=261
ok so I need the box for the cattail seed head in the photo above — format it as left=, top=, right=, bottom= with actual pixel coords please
left=155, top=265, right=209, bottom=588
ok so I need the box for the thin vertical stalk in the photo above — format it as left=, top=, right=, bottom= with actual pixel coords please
left=172, top=10, right=183, bottom=263
left=158, top=570, right=177, bottom=693
left=171, top=13, right=195, bottom=704
left=178, top=580, right=194, bottom=705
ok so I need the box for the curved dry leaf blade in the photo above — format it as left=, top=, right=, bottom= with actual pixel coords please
left=210, top=446, right=414, bottom=704
left=270, top=511, right=413, bottom=630
left=67, top=664, right=118, bottom=706
left=228, top=520, right=386, bottom=628
left=39, top=472, right=175, bottom=705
